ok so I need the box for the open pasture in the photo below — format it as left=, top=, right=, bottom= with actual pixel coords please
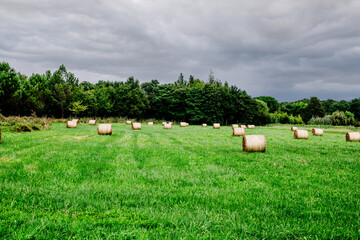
left=0, top=123, right=359, bottom=238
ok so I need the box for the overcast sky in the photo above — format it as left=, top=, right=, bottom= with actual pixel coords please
left=1, top=0, right=360, bottom=101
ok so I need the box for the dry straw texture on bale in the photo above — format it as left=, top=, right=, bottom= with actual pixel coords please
left=240, top=125, right=247, bottom=128
left=346, top=132, right=360, bottom=142
left=66, top=121, right=77, bottom=128
left=164, top=123, right=172, bottom=129
left=126, top=121, right=132, bottom=125
left=312, top=128, right=324, bottom=136
left=242, top=135, right=266, bottom=152
left=294, top=130, right=308, bottom=139
left=180, top=122, right=189, bottom=127
left=213, top=123, right=220, bottom=129
left=232, top=124, right=239, bottom=129
left=291, top=127, right=298, bottom=131
left=98, top=124, right=112, bottom=135
left=247, top=125, right=255, bottom=129
left=131, top=123, right=141, bottom=130
left=148, top=122, right=154, bottom=125
left=73, top=119, right=80, bottom=124
left=202, top=123, right=207, bottom=127
left=233, top=127, right=245, bottom=136
left=89, top=120, right=97, bottom=125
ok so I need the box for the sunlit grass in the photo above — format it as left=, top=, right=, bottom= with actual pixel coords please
left=0, top=123, right=359, bottom=238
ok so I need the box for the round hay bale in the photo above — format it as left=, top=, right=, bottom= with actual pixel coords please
left=98, top=124, right=112, bottom=135
left=202, top=123, right=207, bottom=127
left=232, top=124, right=239, bottom=129
left=66, top=121, right=77, bottom=128
left=73, top=119, right=80, bottom=124
left=240, top=125, right=247, bottom=128
left=291, top=127, right=298, bottom=131
left=346, top=132, right=360, bottom=142
left=312, top=128, right=323, bottom=136
left=242, top=135, right=266, bottom=152
left=247, top=125, right=255, bottom=129
left=89, top=120, right=97, bottom=125
left=213, top=123, right=220, bottom=129
left=126, top=120, right=132, bottom=125
left=180, top=122, right=189, bottom=127
left=233, top=127, right=245, bottom=136
left=148, top=122, right=154, bottom=125
left=294, top=130, right=308, bottom=139
left=131, top=122, right=141, bottom=130
left=164, top=123, right=172, bottom=129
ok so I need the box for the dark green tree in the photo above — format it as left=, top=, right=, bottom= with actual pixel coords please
left=0, top=62, right=20, bottom=115
left=255, top=96, right=279, bottom=112
left=322, top=99, right=336, bottom=114
left=302, top=97, right=326, bottom=123
left=332, top=100, right=350, bottom=112
left=350, top=98, right=360, bottom=120
left=280, top=101, right=307, bottom=116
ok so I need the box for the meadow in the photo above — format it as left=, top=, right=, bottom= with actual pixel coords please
left=0, top=123, right=359, bottom=239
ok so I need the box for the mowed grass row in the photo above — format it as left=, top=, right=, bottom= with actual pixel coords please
left=0, top=123, right=359, bottom=239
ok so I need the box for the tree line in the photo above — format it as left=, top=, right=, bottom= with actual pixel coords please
left=1, top=62, right=359, bottom=125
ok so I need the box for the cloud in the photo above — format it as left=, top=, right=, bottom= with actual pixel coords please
left=1, top=0, right=359, bottom=101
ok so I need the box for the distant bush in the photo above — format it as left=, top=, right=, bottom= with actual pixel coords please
left=345, top=111, right=355, bottom=125
left=330, top=111, right=355, bottom=126
left=0, top=114, right=52, bottom=132
left=289, top=114, right=304, bottom=124
left=308, top=115, right=332, bottom=125
left=269, top=112, right=304, bottom=124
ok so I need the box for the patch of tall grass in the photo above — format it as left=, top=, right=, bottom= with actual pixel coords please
left=0, top=114, right=52, bottom=132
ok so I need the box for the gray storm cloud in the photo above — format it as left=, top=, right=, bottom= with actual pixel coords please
left=1, top=0, right=359, bottom=101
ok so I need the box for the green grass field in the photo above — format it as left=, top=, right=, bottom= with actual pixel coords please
left=1, top=123, right=359, bottom=239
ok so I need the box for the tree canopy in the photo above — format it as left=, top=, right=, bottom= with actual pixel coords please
left=0, top=62, right=359, bottom=125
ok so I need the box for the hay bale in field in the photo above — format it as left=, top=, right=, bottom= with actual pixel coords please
left=247, top=125, right=255, bottom=129
left=98, top=124, right=112, bottom=135
left=312, top=128, right=323, bottom=136
left=240, top=125, right=247, bottom=128
left=242, top=135, right=266, bottom=152
left=180, top=122, right=189, bottom=127
left=126, top=120, right=132, bottom=125
left=346, top=132, right=360, bottom=142
left=66, top=121, right=77, bottom=128
left=232, top=124, right=239, bottom=129
left=202, top=123, right=207, bottom=127
left=291, top=127, right=298, bottom=131
left=89, top=120, right=97, bottom=125
left=164, top=123, right=172, bottom=129
left=233, top=127, right=245, bottom=136
left=148, top=122, right=154, bottom=125
left=294, top=130, right=308, bottom=139
left=213, top=123, right=220, bottom=129
left=131, top=122, right=141, bottom=130
left=73, top=119, right=80, bottom=124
